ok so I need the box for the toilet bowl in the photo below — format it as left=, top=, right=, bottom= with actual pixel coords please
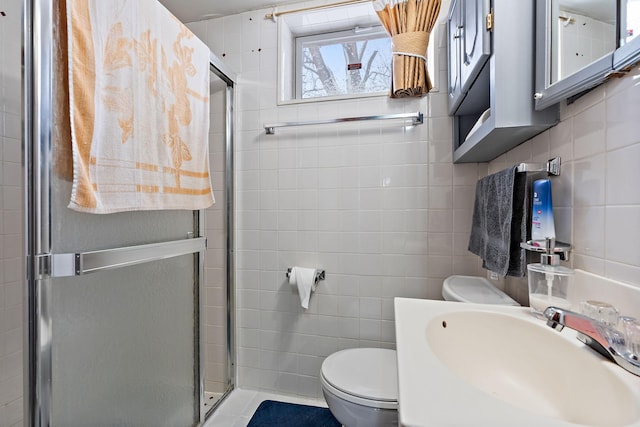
left=320, top=348, right=398, bottom=427
left=442, top=275, right=520, bottom=305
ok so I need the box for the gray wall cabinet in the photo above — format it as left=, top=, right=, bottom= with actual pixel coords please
left=448, top=0, right=558, bottom=163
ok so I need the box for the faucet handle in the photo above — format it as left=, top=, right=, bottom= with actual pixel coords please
left=579, top=300, right=619, bottom=327
left=621, top=317, right=640, bottom=356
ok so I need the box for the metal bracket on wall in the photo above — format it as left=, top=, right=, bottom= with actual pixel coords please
left=515, top=157, right=561, bottom=176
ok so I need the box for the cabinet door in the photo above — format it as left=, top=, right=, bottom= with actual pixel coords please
left=460, top=0, right=491, bottom=94
left=447, top=0, right=463, bottom=113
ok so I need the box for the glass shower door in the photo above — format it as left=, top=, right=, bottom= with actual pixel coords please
left=24, top=0, right=212, bottom=425
left=49, top=256, right=199, bottom=426
left=47, top=177, right=202, bottom=427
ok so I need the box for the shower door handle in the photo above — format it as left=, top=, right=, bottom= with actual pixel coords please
left=36, top=237, right=207, bottom=278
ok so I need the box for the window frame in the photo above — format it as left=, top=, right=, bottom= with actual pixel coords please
left=276, top=1, right=440, bottom=105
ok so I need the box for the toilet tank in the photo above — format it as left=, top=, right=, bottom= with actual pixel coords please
left=442, top=275, right=520, bottom=306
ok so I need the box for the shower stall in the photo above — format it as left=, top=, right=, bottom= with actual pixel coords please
left=23, top=0, right=235, bottom=425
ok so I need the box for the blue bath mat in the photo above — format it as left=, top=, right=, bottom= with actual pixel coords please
left=247, top=400, right=340, bottom=427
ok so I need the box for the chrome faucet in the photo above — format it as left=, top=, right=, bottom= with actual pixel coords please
left=544, top=306, right=640, bottom=377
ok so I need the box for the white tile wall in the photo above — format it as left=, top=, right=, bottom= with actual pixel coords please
left=1, top=0, right=24, bottom=426
left=192, top=1, right=482, bottom=399
left=193, top=0, right=640, bottom=401
left=493, top=65, right=640, bottom=302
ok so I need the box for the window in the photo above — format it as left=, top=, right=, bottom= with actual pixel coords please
left=295, top=27, right=391, bottom=99
left=277, top=1, right=438, bottom=104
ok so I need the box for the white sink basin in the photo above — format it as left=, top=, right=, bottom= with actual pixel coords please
left=394, top=298, right=640, bottom=427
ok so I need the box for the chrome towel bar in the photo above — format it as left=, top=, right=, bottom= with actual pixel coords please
left=35, top=237, right=207, bottom=278
left=264, top=111, right=423, bottom=134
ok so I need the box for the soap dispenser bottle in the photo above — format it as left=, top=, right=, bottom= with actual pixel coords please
left=527, top=238, right=574, bottom=318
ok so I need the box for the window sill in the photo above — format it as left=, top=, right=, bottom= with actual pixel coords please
left=277, top=85, right=441, bottom=106
left=277, top=91, right=389, bottom=106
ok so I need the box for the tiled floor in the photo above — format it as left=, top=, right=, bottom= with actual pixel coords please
left=203, top=388, right=328, bottom=427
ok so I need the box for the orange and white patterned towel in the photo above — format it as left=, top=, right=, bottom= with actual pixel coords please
left=66, top=0, right=213, bottom=213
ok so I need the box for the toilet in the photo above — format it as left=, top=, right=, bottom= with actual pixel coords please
left=320, top=348, right=398, bottom=427
left=320, top=275, right=518, bottom=427
left=442, top=275, right=520, bottom=306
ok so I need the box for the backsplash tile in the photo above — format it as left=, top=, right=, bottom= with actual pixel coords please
left=606, top=144, right=640, bottom=205
left=572, top=102, right=606, bottom=159
left=605, top=206, right=640, bottom=268
left=573, top=207, right=605, bottom=258
left=606, top=85, right=640, bottom=151
left=573, top=154, right=606, bottom=206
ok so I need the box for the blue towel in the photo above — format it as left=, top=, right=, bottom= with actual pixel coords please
left=468, top=166, right=528, bottom=277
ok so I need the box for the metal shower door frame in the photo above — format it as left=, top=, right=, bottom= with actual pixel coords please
left=202, top=52, right=237, bottom=419
left=23, top=0, right=237, bottom=425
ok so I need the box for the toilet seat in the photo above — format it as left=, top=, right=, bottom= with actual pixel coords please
left=442, top=275, right=519, bottom=306
left=320, top=348, right=398, bottom=410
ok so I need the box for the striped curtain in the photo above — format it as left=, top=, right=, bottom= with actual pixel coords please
left=373, top=0, right=442, bottom=97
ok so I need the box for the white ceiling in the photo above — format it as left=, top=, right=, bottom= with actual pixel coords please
left=158, top=0, right=296, bottom=23
left=161, top=0, right=624, bottom=26
left=160, top=0, right=630, bottom=31
left=558, top=0, right=616, bottom=24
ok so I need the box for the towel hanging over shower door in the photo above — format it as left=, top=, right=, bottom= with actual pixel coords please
left=64, top=0, right=214, bottom=213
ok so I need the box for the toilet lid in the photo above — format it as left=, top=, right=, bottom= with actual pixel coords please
left=321, top=348, right=397, bottom=402
left=442, top=275, right=520, bottom=306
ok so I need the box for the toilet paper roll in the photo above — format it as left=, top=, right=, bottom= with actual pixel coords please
left=289, top=266, right=317, bottom=309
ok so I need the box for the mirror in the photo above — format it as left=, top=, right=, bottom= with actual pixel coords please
left=621, top=0, right=640, bottom=46
left=535, top=0, right=618, bottom=110
left=550, top=1, right=617, bottom=85
left=614, top=0, right=640, bottom=69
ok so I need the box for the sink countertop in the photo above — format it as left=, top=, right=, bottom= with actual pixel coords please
left=394, top=298, right=640, bottom=427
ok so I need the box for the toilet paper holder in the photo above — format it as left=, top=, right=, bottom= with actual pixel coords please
left=286, top=267, right=326, bottom=284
